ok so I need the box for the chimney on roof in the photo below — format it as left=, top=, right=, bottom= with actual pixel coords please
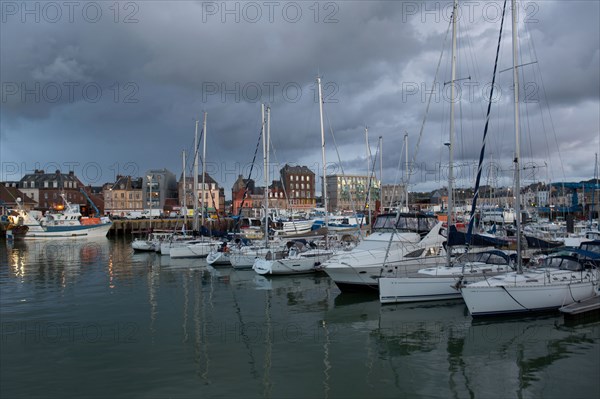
left=69, top=171, right=74, bottom=176
left=55, top=170, right=61, bottom=175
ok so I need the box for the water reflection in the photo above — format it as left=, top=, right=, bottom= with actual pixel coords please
left=373, top=302, right=600, bottom=398
left=4, top=239, right=110, bottom=285
left=2, top=239, right=597, bottom=399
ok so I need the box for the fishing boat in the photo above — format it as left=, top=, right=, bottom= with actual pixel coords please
left=6, top=196, right=111, bottom=239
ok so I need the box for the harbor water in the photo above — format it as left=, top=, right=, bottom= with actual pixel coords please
left=1, top=238, right=599, bottom=398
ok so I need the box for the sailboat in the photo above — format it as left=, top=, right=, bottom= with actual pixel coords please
left=253, top=78, right=334, bottom=275
left=378, top=0, right=516, bottom=304
left=459, top=0, right=600, bottom=316
left=170, top=113, right=222, bottom=259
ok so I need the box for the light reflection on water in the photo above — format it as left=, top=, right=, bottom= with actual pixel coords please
left=1, top=238, right=599, bottom=398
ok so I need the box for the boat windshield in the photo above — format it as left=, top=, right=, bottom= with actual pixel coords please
left=542, top=256, right=583, bottom=271
left=396, top=214, right=438, bottom=233
left=579, top=241, right=600, bottom=254
left=457, top=251, right=509, bottom=265
left=372, top=214, right=396, bottom=230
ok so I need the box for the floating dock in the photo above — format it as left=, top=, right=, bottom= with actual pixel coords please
left=559, top=295, right=600, bottom=320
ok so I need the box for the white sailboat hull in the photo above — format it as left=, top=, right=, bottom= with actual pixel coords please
left=206, top=251, right=231, bottom=265
left=379, top=276, right=464, bottom=303
left=229, top=247, right=276, bottom=269
left=169, top=242, right=215, bottom=258
left=253, top=257, right=319, bottom=275
left=378, top=255, right=515, bottom=304
left=325, top=253, right=447, bottom=291
left=460, top=270, right=599, bottom=316
left=132, top=240, right=155, bottom=251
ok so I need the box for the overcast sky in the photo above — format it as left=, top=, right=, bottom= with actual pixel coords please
left=1, top=0, right=599, bottom=198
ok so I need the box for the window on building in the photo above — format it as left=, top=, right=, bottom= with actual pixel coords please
left=53, top=182, right=58, bottom=188
left=301, top=176, right=304, bottom=181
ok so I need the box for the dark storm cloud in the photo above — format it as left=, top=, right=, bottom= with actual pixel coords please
left=1, top=1, right=598, bottom=195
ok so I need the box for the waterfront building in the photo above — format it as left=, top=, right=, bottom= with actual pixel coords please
left=268, top=180, right=288, bottom=210
left=380, top=184, right=408, bottom=211
left=179, top=173, right=225, bottom=215
left=0, top=184, right=37, bottom=214
left=142, top=169, right=178, bottom=212
left=231, top=175, right=256, bottom=216
left=326, top=174, right=379, bottom=212
left=280, top=165, right=316, bottom=210
left=17, top=169, right=95, bottom=212
left=103, top=175, right=143, bottom=217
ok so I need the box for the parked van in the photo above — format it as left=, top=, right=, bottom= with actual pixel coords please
left=125, top=211, right=143, bottom=220
left=141, top=209, right=162, bottom=219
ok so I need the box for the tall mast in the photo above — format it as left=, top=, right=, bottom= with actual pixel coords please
left=317, top=77, right=328, bottom=231
left=148, top=174, right=153, bottom=232
left=183, top=150, right=187, bottom=229
left=193, top=120, right=199, bottom=232
left=201, top=112, right=207, bottom=228
left=261, top=104, right=268, bottom=247
left=365, top=126, right=372, bottom=233
left=266, top=106, right=271, bottom=246
left=446, top=0, right=457, bottom=268
left=404, top=132, right=409, bottom=211
left=379, top=136, right=383, bottom=212
left=512, top=0, right=523, bottom=273
left=593, top=153, right=598, bottom=225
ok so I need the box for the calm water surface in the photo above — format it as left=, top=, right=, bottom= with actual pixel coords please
left=1, top=238, right=599, bottom=398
